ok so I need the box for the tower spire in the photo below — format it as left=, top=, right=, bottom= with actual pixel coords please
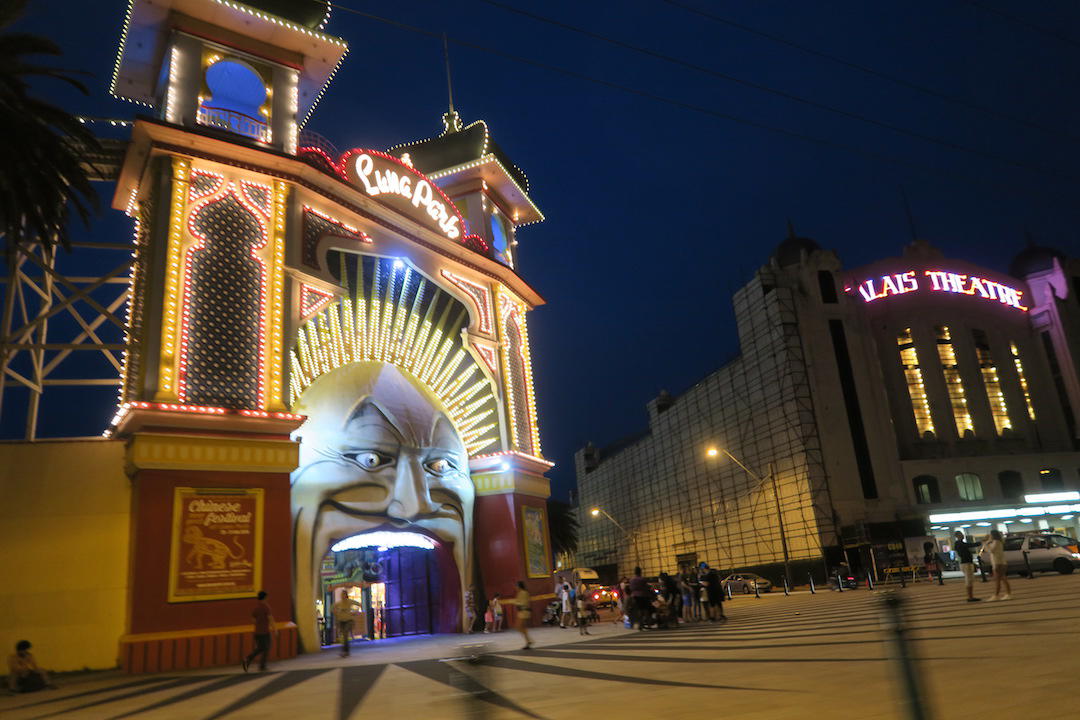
left=441, top=33, right=462, bottom=134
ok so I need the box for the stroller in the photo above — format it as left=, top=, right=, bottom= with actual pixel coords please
left=541, top=599, right=562, bottom=625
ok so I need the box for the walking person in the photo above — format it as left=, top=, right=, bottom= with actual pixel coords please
left=464, top=586, right=477, bottom=633
left=984, top=529, right=1012, bottom=601
left=575, top=579, right=591, bottom=635
left=617, top=577, right=630, bottom=624
left=628, top=566, right=652, bottom=630
left=560, top=583, right=573, bottom=629
left=492, top=593, right=504, bottom=632
left=331, top=590, right=361, bottom=656
left=954, top=530, right=982, bottom=603
left=514, top=581, right=533, bottom=649
left=242, top=590, right=277, bottom=672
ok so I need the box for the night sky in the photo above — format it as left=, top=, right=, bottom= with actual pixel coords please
left=9, top=1, right=1080, bottom=500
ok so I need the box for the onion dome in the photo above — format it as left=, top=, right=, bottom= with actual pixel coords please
left=774, top=221, right=820, bottom=267
left=1009, top=241, right=1065, bottom=278
left=239, top=0, right=330, bottom=28
left=392, top=115, right=529, bottom=192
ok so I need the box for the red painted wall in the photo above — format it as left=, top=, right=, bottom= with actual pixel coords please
left=127, top=469, right=293, bottom=634
left=474, top=491, right=554, bottom=624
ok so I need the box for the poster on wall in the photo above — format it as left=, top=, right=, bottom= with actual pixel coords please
left=521, top=505, right=551, bottom=578
left=168, top=487, right=264, bottom=602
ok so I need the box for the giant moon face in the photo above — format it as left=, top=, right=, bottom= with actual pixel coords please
left=291, top=362, right=474, bottom=652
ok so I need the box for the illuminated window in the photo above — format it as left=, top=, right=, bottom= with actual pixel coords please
left=1040, top=467, right=1064, bottom=491
left=913, top=475, right=940, bottom=504
left=955, top=473, right=983, bottom=501
left=897, top=328, right=935, bottom=438
left=1009, top=342, right=1036, bottom=420
left=935, top=326, right=974, bottom=437
left=972, top=330, right=1011, bottom=435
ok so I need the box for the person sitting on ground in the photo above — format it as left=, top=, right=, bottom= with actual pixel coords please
left=652, top=593, right=671, bottom=630
left=8, top=641, right=51, bottom=693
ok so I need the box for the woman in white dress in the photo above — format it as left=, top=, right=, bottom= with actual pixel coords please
left=984, top=529, right=1012, bottom=601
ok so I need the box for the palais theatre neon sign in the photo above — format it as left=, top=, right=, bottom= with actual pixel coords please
left=850, top=270, right=1028, bottom=311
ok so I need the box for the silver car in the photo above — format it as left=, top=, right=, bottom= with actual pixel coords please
left=979, top=533, right=1080, bottom=575
left=722, top=573, right=772, bottom=594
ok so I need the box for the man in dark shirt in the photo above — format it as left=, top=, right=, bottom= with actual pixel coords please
left=242, top=590, right=276, bottom=671
left=702, top=565, right=725, bottom=621
left=627, top=567, right=652, bottom=630
left=954, top=531, right=981, bottom=603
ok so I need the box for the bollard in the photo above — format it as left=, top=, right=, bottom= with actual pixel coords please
left=726, top=583, right=733, bottom=600
left=753, top=580, right=761, bottom=599
left=937, top=565, right=944, bottom=586
left=836, top=570, right=844, bottom=593
left=899, top=568, right=907, bottom=588
left=867, top=572, right=875, bottom=591
left=880, top=593, right=932, bottom=720
left=809, top=572, right=816, bottom=594
left=1023, top=551, right=1034, bottom=579
left=783, top=575, right=790, bottom=596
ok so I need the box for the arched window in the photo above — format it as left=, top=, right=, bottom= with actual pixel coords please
left=913, top=475, right=940, bottom=504
left=1039, top=467, right=1064, bottom=491
left=998, top=470, right=1024, bottom=500
left=198, top=58, right=270, bottom=142
left=956, top=473, right=983, bottom=501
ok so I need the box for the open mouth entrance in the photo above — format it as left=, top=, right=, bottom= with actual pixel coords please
left=318, top=531, right=457, bottom=646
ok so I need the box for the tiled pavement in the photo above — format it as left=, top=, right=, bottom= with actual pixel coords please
left=4, top=574, right=1079, bottom=719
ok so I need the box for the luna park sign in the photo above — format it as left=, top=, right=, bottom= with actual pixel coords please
left=335, top=149, right=468, bottom=242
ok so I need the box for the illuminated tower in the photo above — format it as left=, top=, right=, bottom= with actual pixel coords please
left=109, top=0, right=552, bottom=670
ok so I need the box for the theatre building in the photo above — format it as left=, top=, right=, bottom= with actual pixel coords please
left=576, top=234, right=1080, bottom=582
left=0, top=0, right=555, bottom=672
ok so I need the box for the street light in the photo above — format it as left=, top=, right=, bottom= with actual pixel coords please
left=706, top=445, right=791, bottom=587
left=590, top=506, right=638, bottom=565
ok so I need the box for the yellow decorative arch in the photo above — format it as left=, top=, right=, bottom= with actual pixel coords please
left=289, top=252, right=500, bottom=455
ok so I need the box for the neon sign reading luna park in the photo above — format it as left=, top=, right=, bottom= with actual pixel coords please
left=850, top=269, right=1028, bottom=311
left=344, top=149, right=462, bottom=240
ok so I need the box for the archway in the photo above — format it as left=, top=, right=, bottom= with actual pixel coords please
left=288, top=254, right=506, bottom=652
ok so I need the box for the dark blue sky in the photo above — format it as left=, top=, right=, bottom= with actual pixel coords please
left=10, top=1, right=1080, bottom=499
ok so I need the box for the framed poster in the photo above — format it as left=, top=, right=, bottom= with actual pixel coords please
left=168, top=487, right=264, bottom=602
left=521, top=504, right=551, bottom=578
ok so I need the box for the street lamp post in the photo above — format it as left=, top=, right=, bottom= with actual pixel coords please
left=590, top=507, right=638, bottom=568
left=707, top=446, right=792, bottom=588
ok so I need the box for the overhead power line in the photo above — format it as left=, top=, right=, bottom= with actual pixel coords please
left=322, top=1, right=1080, bottom=202
left=466, top=0, right=1078, bottom=184
left=662, top=0, right=1080, bottom=144
left=960, top=1, right=1080, bottom=52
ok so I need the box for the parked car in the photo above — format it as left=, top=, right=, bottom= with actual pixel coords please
left=722, top=573, right=772, bottom=594
left=587, top=584, right=619, bottom=609
left=979, top=533, right=1080, bottom=575
left=825, top=570, right=859, bottom=589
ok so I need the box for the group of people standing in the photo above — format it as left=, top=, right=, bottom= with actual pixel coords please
left=619, top=563, right=726, bottom=630
left=555, top=578, right=594, bottom=636
left=464, top=587, right=506, bottom=633
left=953, top=529, right=1012, bottom=603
